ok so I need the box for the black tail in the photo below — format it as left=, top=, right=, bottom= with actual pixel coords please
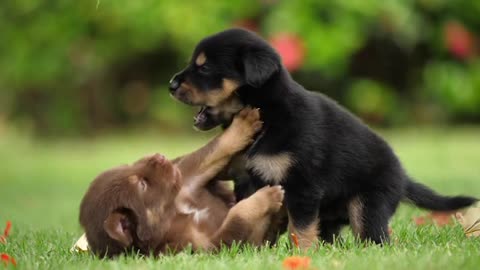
left=405, top=180, right=477, bottom=211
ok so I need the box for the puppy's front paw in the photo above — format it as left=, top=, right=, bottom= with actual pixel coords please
left=255, top=185, right=285, bottom=213
left=228, top=107, right=263, bottom=143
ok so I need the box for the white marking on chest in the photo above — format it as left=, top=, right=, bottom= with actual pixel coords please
left=177, top=203, right=210, bottom=224
left=246, top=152, right=295, bottom=184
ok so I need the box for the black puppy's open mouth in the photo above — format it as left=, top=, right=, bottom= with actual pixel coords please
left=193, top=106, right=208, bottom=126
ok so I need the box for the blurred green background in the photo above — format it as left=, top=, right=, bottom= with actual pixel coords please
left=1, top=0, right=480, bottom=137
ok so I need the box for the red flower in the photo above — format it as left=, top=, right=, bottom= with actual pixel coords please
left=269, top=33, right=306, bottom=72
left=283, top=256, right=311, bottom=270
left=444, top=21, right=476, bottom=60
left=1, top=253, right=16, bottom=267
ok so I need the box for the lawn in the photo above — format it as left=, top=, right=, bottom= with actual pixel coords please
left=0, top=127, right=479, bottom=270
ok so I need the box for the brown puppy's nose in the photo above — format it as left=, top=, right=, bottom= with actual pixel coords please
left=151, top=153, right=166, bottom=165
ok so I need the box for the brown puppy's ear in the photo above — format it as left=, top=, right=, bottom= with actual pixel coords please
left=243, top=49, right=280, bottom=88
left=135, top=211, right=153, bottom=242
left=104, top=211, right=133, bottom=247
left=129, top=205, right=153, bottom=242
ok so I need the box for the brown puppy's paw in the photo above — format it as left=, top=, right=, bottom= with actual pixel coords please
left=228, top=185, right=284, bottom=226
left=253, top=185, right=285, bottom=214
left=223, top=107, right=263, bottom=152
left=233, top=107, right=262, bottom=136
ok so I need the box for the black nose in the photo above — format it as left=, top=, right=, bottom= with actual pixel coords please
left=169, top=75, right=180, bottom=93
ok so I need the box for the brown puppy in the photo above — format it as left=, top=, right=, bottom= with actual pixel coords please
left=79, top=108, right=284, bottom=257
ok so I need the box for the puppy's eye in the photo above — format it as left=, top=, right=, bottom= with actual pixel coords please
left=139, top=177, right=148, bottom=191
left=198, top=64, right=211, bottom=75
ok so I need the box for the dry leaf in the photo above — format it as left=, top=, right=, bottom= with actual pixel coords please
left=71, top=233, right=89, bottom=252
left=456, top=203, right=480, bottom=237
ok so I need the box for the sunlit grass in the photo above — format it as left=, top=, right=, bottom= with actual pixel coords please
left=0, top=127, right=479, bottom=269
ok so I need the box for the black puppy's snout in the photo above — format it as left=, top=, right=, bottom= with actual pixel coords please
left=169, top=73, right=182, bottom=93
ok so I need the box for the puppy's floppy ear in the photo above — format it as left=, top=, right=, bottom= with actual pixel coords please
left=243, top=48, right=280, bottom=88
left=104, top=211, right=133, bottom=247
left=132, top=207, right=153, bottom=242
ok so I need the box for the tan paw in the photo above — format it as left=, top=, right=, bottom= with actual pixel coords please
left=255, top=185, right=285, bottom=213
left=231, top=107, right=262, bottom=136
left=224, top=107, right=263, bottom=152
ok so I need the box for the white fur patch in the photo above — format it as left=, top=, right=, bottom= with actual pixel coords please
left=146, top=209, right=155, bottom=225
left=246, top=152, right=295, bottom=184
left=177, top=203, right=210, bottom=224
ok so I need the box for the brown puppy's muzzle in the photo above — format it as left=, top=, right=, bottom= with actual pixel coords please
left=148, top=153, right=171, bottom=173
left=147, top=153, right=181, bottom=186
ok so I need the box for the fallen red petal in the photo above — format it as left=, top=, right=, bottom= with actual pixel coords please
left=10, top=257, right=17, bottom=267
left=3, top=221, right=11, bottom=238
left=430, top=211, right=456, bottom=226
left=413, top=216, right=426, bottom=226
left=413, top=211, right=456, bottom=227
left=1, top=253, right=16, bottom=267
left=283, top=256, right=311, bottom=270
left=290, top=233, right=299, bottom=248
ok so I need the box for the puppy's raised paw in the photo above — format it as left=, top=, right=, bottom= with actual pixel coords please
left=225, top=107, right=263, bottom=152
left=234, top=107, right=262, bottom=132
left=256, top=185, right=285, bottom=213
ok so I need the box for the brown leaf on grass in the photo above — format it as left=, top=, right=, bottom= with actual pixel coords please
left=455, top=203, right=480, bottom=237
left=413, top=211, right=457, bottom=226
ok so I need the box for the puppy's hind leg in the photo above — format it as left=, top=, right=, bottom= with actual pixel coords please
left=286, top=194, right=321, bottom=250
left=319, top=219, right=347, bottom=244
left=348, top=192, right=399, bottom=244
left=211, top=185, right=285, bottom=247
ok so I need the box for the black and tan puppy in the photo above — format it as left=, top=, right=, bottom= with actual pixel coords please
left=168, top=28, right=478, bottom=248
left=80, top=108, right=284, bottom=257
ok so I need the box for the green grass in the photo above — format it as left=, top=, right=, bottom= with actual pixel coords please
left=1, top=127, right=479, bottom=270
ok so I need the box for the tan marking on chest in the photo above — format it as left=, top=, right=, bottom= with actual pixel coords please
left=246, top=153, right=295, bottom=184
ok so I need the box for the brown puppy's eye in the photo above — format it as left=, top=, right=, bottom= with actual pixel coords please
left=139, top=177, right=148, bottom=192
